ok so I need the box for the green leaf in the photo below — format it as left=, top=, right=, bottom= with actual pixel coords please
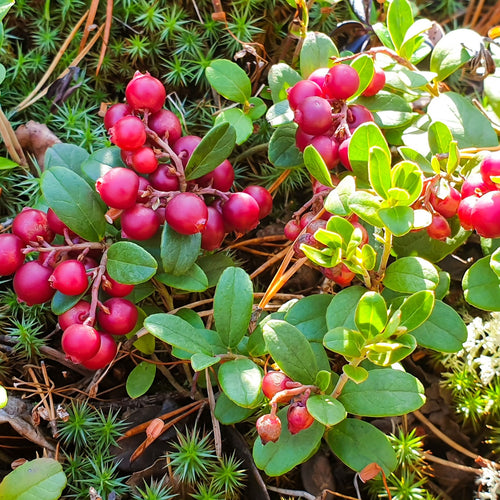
left=342, top=364, right=369, bottom=383
left=126, top=361, right=156, bottom=398
left=383, top=256, right=439, bottom=293
left=215, top=392, right=255, bottom=424
left=324, top=176, right=356, bottom=217
left=247, top=96, right=267, bottom=120
left=338, top=368, right=425, bottom=416
left=41, top=166, right=106, bottom=242
left=398, top=290, right=435, bottom=332
left=185, top=123, right=236, bottom=180
left=430, top=29, right=482, bottom=81
left=390, top=161, right=423, bottom=206
left=0, top=157, right=17, bottom=170
left=263, top=320, right=318, bottom=384
left=197, top=253, right=236, bottom=288
left=284, top=294, right=333, bottom=342
left=427, top=92, right=498, bottom=149
left=267, top=63, right=302, bottom=103
left=446, top=141, right=460, bottom=175
left=398, top=146, right=433, bottom=175
left=81, top=146, right=124, bottom=183
left=145, top=313, right=213, bottom=355
left=400, top=18, right=433, bottom=59
left=411, top=300, right=466, bottom=352
left=428, top=121, right=453, bottom=156
left=0, top=458, right=66, bottom=500
left=306, top=395, right=346, bottom=426
left=348, top=191, right=384, bottom=227
left=191, top=353, right=220, bottom=371
left=463, top=256, right=500, bottom=311
left=350, top=55, right=374, bottom=100
left=214, top=108, right=253, bottom=145
left=326, top=286, right=366, bottom=330
left=160, top=224, right=201, bottom=275
left=366, top=334, right=417, bottom=366
left=266, top=100, right=294, bottom=127
left=268, top=124, right=303, bottom=168
left=349, top=122, right=390, bottom=184
left=378, top=206, right=414, bottom=236
left=326, top=419, right=397, bottom=476
left=369, top=146, right=391, bottom=199
left=51, top=289, right=88, bottom=316
left=156, top=264, right=208, bottom=292
left=253, top=407, right=324, bottom=476
left=355, top=92, right=414, bottom=129
left=107, top=241, right=158, bottom=284
left=387, top=0, right=414, bottom=51
left=206, top=59, right=251, bottom=103
left=303, top=145, right=334, bottom=187
left=218, top=358, right=263, bottom=408
left=300, top=31, right=339, bottom=78
left=44, top=143, right=89, bottom=173
left=355, top=292, right=387, bottom=338
left=0, top=385, right=6, bottom=409
left=214, top=267, right=254, bottom=348
left=324, top=327, right=365, bottom=358
left=491, top=248, right=500, bottom=277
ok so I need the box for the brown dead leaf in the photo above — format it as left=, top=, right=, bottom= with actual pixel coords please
left=15, top=121, right=61, bottom=169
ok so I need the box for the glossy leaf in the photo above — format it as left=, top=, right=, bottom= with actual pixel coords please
left=355, top=93, right=414, bottom=129
left=107, top=241, right=158, bottom=284
left=369, top=146, right=391, bottom=199
left=355, top=292, right=387, bottom=338
left=348, top=191, right=384, bottom=227
left=428, top=121, right=453, bottom=156
left=126, top=361, right=156, bottom=398
left=80, top=146, right=123, bottom=183
left=366, top=334, right=417, bottom=366
left=218, top=358, right=263, bottom=408
left=197, top=252, right=236, bottom=288
left=400, top=18, right=433, bottom=59
left=350, top=54, right=374, bottom=99
left=324, top=176, right=356, bottom=216
left=185, top=123, right=236, bottom=180
left=253, top=407, right=324, bottom=476
left=490, top=248, right=500, bottom=277
left=214, top=108, right=253, bottom=145
left=247, top=96, right=267, bottom=120
left=41, top=167, right=106, bottom=242
left=214, top=267, right=254, bottom=348
left=51, top=289, right=88, bottom=316
left=378, top=206, right=414, bottom=236
left=326, top=286, right=366, bottom=330
left=326, top=418, right=397, bottom=475
left=337, top=368, right=425, bottom=416
left=387, top=0, right=414, bottom=51
left=268, top=124, right=303, bottom=168
left=463, top=256, right=500, bottom=311
left=343, top=364, right=369, bottom=383
left=215, top=392, right=255, bottom=424
left=145, top=313, right=213, bottom=355
left=307, top=395, right=346, bottom=426
left=267, top=63, right=302, bottom=103
left=206, top=59, right=251, bottom=103
left=300, top=31, right=339, bottom=78
left=383, top=256, right=439, bottom=292
left=160, top=224, right=201, bottom=275
left=411, top=300, right=467, bottom=352
left=156, top=264, right=208, bottom=292
left=263, top=320, right=318, bottom=384
left=303, top=145, right=335, bottom=188
left=266, top=100, right=294, bottom=127
left=0, top=458, right=67, bottom=500
left=390, top=161, right=423, bottom=206
left=44, top=143, right=89, bottom=173
left=398, top=290, right=435, bottom=332
left=324, top=327, right=365, bottom=358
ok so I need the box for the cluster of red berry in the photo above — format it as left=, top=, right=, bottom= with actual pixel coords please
left=289, top=63, right=386, bottom=170
left=101, top=71, right=273, bottom=250
left=0, top=207, right=138, bottom=369
left=256, top=371, right=316, bottom=444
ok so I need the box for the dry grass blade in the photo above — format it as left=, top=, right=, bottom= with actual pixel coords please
left=0, top=108, right=27, bottom=166
left=96, top=0, right=114, bottom=75
left=79, top=0, right=100, bottom=52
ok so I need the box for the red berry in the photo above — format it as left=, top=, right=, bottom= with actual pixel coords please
left=201, top=206, right=226, bottom=251
left=49, top=259, right=88, bottom=295
left=172, top=135, right=202, bottom=166
left=129, top=146, right=159, bottom=174
left=287, top=403, right=314, bottom=435
left=242, top=185, right=273, bottom=219
left=426, top=213, right=451, bottom=241
left=294, top=96, right=333, bottom=136
left=457, top=195, right=478, bottom=231
left=121, top=204, right=161, bottom=240
left=97, top=298, right=138, bottom=336
left=362, top=66, right=386, bottom=97
left=295, top=128, right=315, bottom=152
left=196, top=159, right=235, bottom=192
left=96, top=167, right=140, bottom=210
left=125, top=72, right=166, bottom=113
left=307, top=67, right=329, bottom=88
left=148, top=109, right=182, bottom=144
left=256, top=414, right=282, bottom=444
left=309, top=135, right=340, bottom=170
left=338, top=138, right=352, bottom=170
left=222, top=192, right=260, bottom=233
left=284, top=219, right=301, bottom=241
left=47, top=208, right=72, bottom=236
left=61, top=324, right=101, bottom=364
left=461, top=172, right=496, bottom=198
left=287, top=79, right=324, bottom=110
left=13, top=261, right=55, bottom=305
left=104, top=103, right=132, bottom=131
left=347, top=104, right=374, bottom=132
left=262, top=371, right=292, bottom=399
left=81, top=332, right=118, bottom=370
left=102, top=272, right=135, bottom=297
left=12, top=208, right=54, bottom=244
left=429, top=185, right=461, bottom=219
left=58, top=300, right=91, bottom=330
left=293, top=232, right=321, bottom=258
left=323, top=64, right=360, bottom=100
left=0, top=234, right=25, bottom=276
left=165, top=192, right=208, bottom=235
left=321, top=262, right=355, bottom=287
left=299, top=212, right=315, bottom=229
left=480, top=152, right=500, bottom=186
left=470, top=190, right=500, bottom=238
left=110, top=116, right=146, bottom=151
left=149, top=165, right=180, bottom=191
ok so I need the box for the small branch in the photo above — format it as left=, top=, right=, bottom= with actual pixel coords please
left=205, top=367, right=222, bottom=458
left=266, top=485, right=315, bottom=500
left=422, top=452, right=481, bottom=475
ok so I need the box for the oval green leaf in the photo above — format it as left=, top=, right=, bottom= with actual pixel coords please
left=355, top=292, right=387, bottom=339
left=218, top=358, right=263, bottom=408
left=80, top=146, right=124, bottom=183
left=300, top=31, right=339, bottom=78
left=160, top=223, right=201, bottom=275
left=206, top=59, right=251, bottom=104
left=44, top=143, right=89, bottom=173
left=107, top=241, right=158, bottom=284
left=326, top=286, right=366, bottom=330
left=156, top=264, right=208, bottom=292
left=215, top=392, right=255, bottom=424
left=398, top=290, right=435, bottom=332
left=383, top=256, right=439, bottom=293
left=463, top=255, right=500, bottom=311
left=306, top=395, right=346, bottom=426
left=126, top=361, right=156, bottom=398
left=303, top=144, right=334, bottom=188
left=214, top=108, right=253, bottom=145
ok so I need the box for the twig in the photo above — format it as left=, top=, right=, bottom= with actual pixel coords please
left=422, top=452, right=480, bottom=475
left=205, top=367, right=222, bottom=458
left=266, top=485, right=315, bottom=500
